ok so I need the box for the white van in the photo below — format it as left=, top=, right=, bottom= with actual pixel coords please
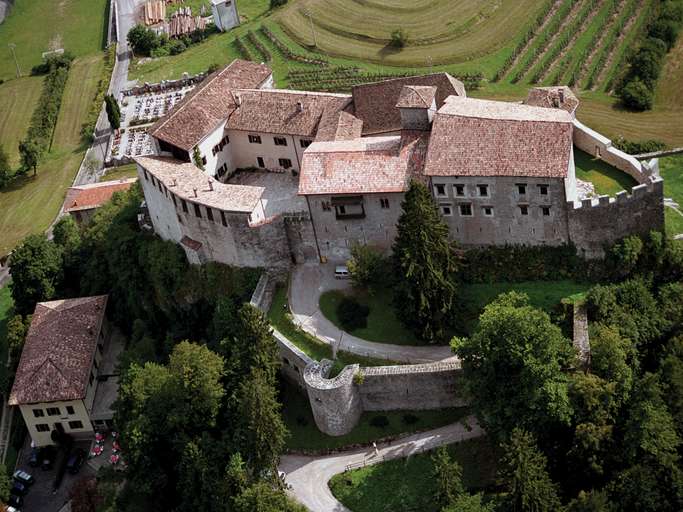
left=334, top=265, right=350, bottom=279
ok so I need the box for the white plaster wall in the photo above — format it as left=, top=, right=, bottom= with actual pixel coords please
left=137, top=163, right=184, bottom=244
left=20, top=400, right=94, bottom=447
left=195, top=120, right=233, bottom=178
left=226, top=130, right=306, bottom=172
left=565, top=145, right=578, bottom=203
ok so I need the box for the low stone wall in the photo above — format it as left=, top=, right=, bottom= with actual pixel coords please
left=275, top=329, right=312, bottom=390
left=122, top=73, right=207, bottom=97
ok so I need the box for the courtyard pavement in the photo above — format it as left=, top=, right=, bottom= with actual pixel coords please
left=279, top=416, right=483, bottom=512
left=289, top=264, right=456, bottom=364
left=228, top=170, right=308, bottom=218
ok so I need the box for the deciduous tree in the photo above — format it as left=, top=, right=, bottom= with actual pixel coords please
left=18, top=138, right=41, bottom=175
left=0, top=146, right=11, bottom=187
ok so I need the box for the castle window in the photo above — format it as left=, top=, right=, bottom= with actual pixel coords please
left=68, top=421, right=84, bottom=430
left=206, top=207, right=214, bottom=222
left=46, top=407, right=61, bottom=416
left=519, top=205, right=529, bottom=216
left=171, top=194, right=177, bottom=207
left=35, top=424, right=50, bottom=432
left=143, top=169, right=149, bottom=181
left=483, top=206, right=494, bottom=217
left=279, top=158, right=292, bottom=169
left=542, top=206, right=551, bottom=216
left=66, top=406, right=75, bottom=415
left=538, top=184, right=549, bottom=195
left=322, top=201, right=331, bottom=211
left=434, top=184, right=446, bottom=197
left=220, top=211, right=228, bottom=227
left=380, top=198, right=390, bottom=209
left=454, top=184, right=465, bottom=197
left=248, top=134, right=262, bottom=144
left=517, top=183, right=527, bottom=195
left=257, top=156, right=265, bottom=168
left=274, top=137, right=288, bottom=146
left=459, top=204, right=473, bottom=216
left=202, top=156, right=207, bottom=166
left=300, top=139, right=312, bottom=148
left=440, top=203, right=452, bottom=216
left=32, top=409, right=44, bottom=418
left=194, top=204, right=202, bottom=218
left=181, top=199, right=188, bottom=213
left=477, top=184, right=489, bottom=197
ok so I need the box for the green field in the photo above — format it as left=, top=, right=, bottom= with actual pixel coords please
left=0, top=76, right=44, bottom=167
left=102, top=164, right=139, bottom=181
left=0, top=0, right=108, bottom=81
left=329, top=436, right=499, bottom=512
left=574, top=148, right=638, bottom=196
left=282, top=381, right=468, bottom=452
left=0, top=55, right=105, bottom=256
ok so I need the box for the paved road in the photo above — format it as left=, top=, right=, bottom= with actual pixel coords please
left=289, top=264, right=457, bottom=364
left=279, top=417, right=483, bottom=512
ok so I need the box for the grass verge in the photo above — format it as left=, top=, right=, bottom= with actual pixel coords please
left=574, top=147, right=638, bottom=196
left=281, top=380, right=468, bottom=452
left=329, top=436, right=499, bottom=512
left=103, top=164, right=139, bottom=181
left=0, top=76, right=44, bottom=167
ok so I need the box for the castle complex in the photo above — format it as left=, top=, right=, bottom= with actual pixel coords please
left=135, top=59, right=664, bottom=266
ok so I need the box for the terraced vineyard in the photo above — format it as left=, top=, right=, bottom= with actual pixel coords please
left=497, top=0, right=654, bottom=92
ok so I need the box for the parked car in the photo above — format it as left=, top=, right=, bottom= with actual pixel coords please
left=334, top=265, right=350, bottom=279
left=10, top=482, right=27, bottom=496
left=66, top=449, right=86, bottom=474
left=12, top=470, right=34, bottom=486
left=40, top=446, right=55, bottom=471
left=7, top=494, right=23, bottom=509
left=6, top=506, right=21, bottom=512
left=28, top=447, right=39, bottom=467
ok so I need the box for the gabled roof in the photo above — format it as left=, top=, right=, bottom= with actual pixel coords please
left=352, top=73, right=465, bottom=135
left=148, top=59, right=272, bottom=151
left=63, top=179, right=137, bottom=213
left=525, top=86, right=579, bottom=115
left=299, top=132, right=429, bottom=195
left=9, top=296, right=108, bottom=406
left=396, top=85, right=437, bottom=109
left=226, top=89, right=352, bottom=137
left=315, top=110, right=364, bottom=142
left=424, top=96, right=573, bottom=178
left=135, top=156, right=263, bottom=213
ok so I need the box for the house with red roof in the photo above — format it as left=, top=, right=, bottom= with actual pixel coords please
left=63, top=178, right=137, bottom=225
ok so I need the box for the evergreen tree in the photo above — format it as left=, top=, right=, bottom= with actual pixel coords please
left=393, top=180, right=458, bottom=342
left=104, top=94, right=121, bottom=131
left=442, top=494, right=495, bottom=512
left=499, top=428, right=562, bottom=512
left=432, top=446, right=465, bottom=507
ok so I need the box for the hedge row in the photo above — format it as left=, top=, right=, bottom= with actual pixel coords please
left=247, top=31, right=271, bottom=62
left=81, top=44, right=117, bottom=142
left=25, top=65, right=70, bottom=154
left=235, top=37, right=255, bottom=61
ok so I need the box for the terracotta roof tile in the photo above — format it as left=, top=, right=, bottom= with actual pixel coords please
left=315, top=110, right=364, bottom=141
left=424, top=97, right=573, bottom=178
left=9, top=296, right=108, bottom=405
left=299, top=132, right=429, bottom=195
left=525, top=86, right=579, bottom=115
left=352, top=73, right=465, bottom=135
left=396, top=85, right=437, bottom=109
left=149, top=60, right=272, bottom=151
left=63, top=179, right=137, bottom=213
left=135, top=156, right=263, bottom=213
left=226, top=89, right=352, bottom=137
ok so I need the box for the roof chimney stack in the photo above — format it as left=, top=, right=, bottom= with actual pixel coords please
left=296, top=101, right=303, bottom=112
left=208, top=180, right=214, bottom=191
left=234, top=93, right=241, bottom=106
left=193, top=188, right=198, bottom=197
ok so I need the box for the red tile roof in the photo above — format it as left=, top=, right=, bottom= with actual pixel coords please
left=9, top=296, right=108, bottom=406
left=424, top=97, right=573, bottom=178
left=63, top=179, right=137, bottom=213
left=299, top=132, right=429, bottom=195
left=315, top=110, right=364, bottom=142
left=352, top=73, right=465, bottom=135
left=149, top=60, right=272, bottom=151
left=396, top=85, right=437, bottom=109
left=226, top=89, right=352, bottom=137
left=525, top=86, right=579, bottom=115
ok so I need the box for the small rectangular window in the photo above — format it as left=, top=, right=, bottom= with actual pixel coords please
left=223, top=136, right=230, bottom=145
left=220, top=211, right=227, bottom=227
left=516, top=183, right=527, bottom=195
left=143, top=169, right=149, bottom=181
left=151, top=176, right=156, bottom=187
left=257, top=157, right=265, bottom=168
left=538, top=184, right=549, bottom=195
left=46, top=407, right=60, bottom=416
left=201, top=156, right=207, bottom=166
left=483, top=206, right=493, bottom=217
left=171, top=194, right=177, bottom=207
left=206, top=207, right=214, bottom=222
left=274, top=137, right=287, bottom=146
left=66, top=406, right=75, bottom=415
left=194, top=204, right=202, bottom=218
left=300, top=139, right=312, bottom=148
left=519, top=205, right=529, bottom=216
left=440, top=203, right=452, bottom=216
left=279, top=158, right=292, bottom=169
left=454, top=184, right=465, bottom=197
left=68, top=420, right=84, bottom=430
left=35, top=424, right=50, bottom=432
left=32, top=409, right=44, bottom=418
left=477, top=184, right=489, bottom=197
left=380, top=198, right=390, bottom=209
left=459, top=204, right=473, bottom=216
left=542, top=206, right=551, bottom=216
left=89, top=372, right=94, bottom=386
left=434, top=184, right=446, bottom=197
left=322, top=201, right=331, bottom=211
left=249, top=135, right=262, bottom=144
left=181, top=199, right=188, bottom=213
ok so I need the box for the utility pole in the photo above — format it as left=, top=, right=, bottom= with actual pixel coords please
left=8, top=44, right=21, bottom=78
left=304, top=9, right=317, bottom=48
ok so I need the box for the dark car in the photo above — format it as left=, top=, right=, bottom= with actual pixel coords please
left=10, top=481, right=28, bottom=496
left=13, top=469, right=35, bottom=485
left=28, top=447, right=39, bottom=467
left=8, top=493, right=23, bottom=508
left=40, top=446, right=55, bottom=471
left=66, top=449, right=86, bottom=474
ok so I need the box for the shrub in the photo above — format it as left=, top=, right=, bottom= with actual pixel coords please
left=613, top=136, right=667, bottom=154
left=270, top=0, right=287, bottom=7
left=30, top=51, right=74, bottom=75
left=390, top=28, right=406, bottom=48
left=402, top=413, right=419, bottom=425
left=620, top=78, right=654, bottom=111
left=370, top=415, right=389, bottom=429
left=207, top=62, right=221, bottom=74
left=167, top=39, right=187, bottom=55
left=347, top=244, right=387, bottom=290
left=336, top=297, right=369, bottom=332
left=649, top=19, right=680, bottom=50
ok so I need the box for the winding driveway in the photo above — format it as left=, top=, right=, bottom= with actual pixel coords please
left=289, top=264, right=456, bottom=364
left=279, top=416, right=484, bottom=512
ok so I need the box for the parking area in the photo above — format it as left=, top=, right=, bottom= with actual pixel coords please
left=13, top=439, right=95, bottom=512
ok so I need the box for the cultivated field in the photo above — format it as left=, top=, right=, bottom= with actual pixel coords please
left=0, top=75, right=44, bottom=167
left=0, top=0, right=108, bottom=81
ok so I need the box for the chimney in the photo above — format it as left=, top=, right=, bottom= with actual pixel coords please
left=559, top=89, right=565, bottom=103
left=296, top=101, right=303, bottom=112
left=208, top=180, right=214, bottom=191
left=193, top=188, right=198, bottom=197
left=171, top=178, right=177, bottom=187
left=234, top=93, right=241, bottom=106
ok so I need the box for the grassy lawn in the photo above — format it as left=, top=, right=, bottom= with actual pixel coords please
left=459, top=280, right=590, bottom=335
left=319, top=288, right=422, bottom=346
left=665, top=207, right=683, bottom=237
left=0, top=76, right=44, bottom=166
left=0, top=0, right=108, bottom=81
left=329, top=436, right=499, bottom=512
left=281, top=380, right=469, bottom=452
left=660, top=155, right=683, bottom=204
left=0, top=55, right=105, bottom=256
left=103, top=164, right=139, bottom=181
left=573, top=147, right=638, bottom=196
left=268, top=284, right=400, bottom=373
